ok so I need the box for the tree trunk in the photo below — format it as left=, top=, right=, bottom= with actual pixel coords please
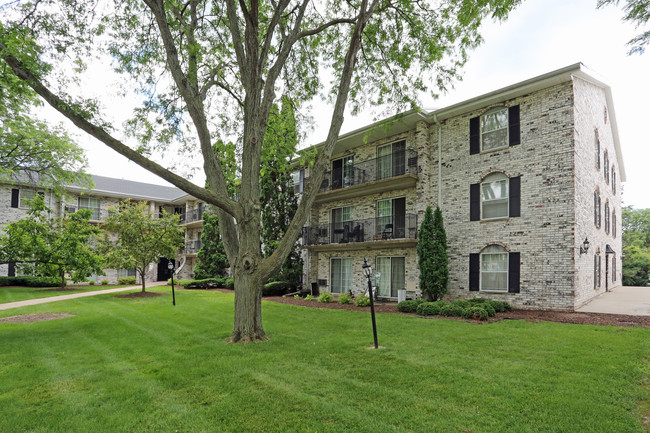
left=139, top=269, right=146, bottom=293
left=229, top=269, right=267, bottom=343
left=59, top=267, right=65, bottom=288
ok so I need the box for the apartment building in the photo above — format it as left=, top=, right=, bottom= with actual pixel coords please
left=301, top=63, right=625, bottom=311
left=1, top=175, right=202, bottom=283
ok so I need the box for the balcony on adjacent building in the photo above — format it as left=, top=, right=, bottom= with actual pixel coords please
left=179, top=207, right=204, bottom=225
left=302, top=214, right=418, bottom=251
left=314, top=149, right=418, bottom=203
left=180, top=240, right=202, bottom=255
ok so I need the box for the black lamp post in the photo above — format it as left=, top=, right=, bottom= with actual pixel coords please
left=168, top=260, right=176, bottom=306
left=362, top=257, right=379, bottom=349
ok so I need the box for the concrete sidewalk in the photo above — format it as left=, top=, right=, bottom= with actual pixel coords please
left=0, top=282, right=167, bottom=311
left=576, top=286, right=650, bottom=316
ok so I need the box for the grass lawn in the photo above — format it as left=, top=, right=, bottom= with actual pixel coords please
left=0, top=285, right=132, bottom=304
left=0, top=288, right=648, bottom=433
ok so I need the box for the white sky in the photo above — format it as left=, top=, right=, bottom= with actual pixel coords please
left=67, top=0, right=650, bottom=208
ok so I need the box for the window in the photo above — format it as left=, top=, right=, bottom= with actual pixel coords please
left=290, top=170, right=305, bottom=194
left=612, top=212, right=617, bottom=238
left=604, top=150, right=609, bottom=183
left=330, top=258, right=352, bottom=294
left=604, top=201, right=610, bottom=234
left=377, top=140, right=406, bottom=180
left=79, top=197, right=101, bottom=220
left=469, top=105, right=520, bottom=154
left=481, top=173, right=509, bottom=219
left=376, top=256, right=405, bottom=298
left=331, top=206, right=353, bottom=243
left=470, top=174, right=520, bottom=221
left=613, top=255, right=617, bottom=282
left=594, top=253, right=601, bottom=289
left=595, top=129, right=600, bottom=169
left=332, top=155, right=355, bottom=189
left=594, top=191, right=601, bottom=229
left=469, top=247, right=520, bottom=293
left=612, top=167, right=616, bottom=194
left=19, top=190, right=39, bottom=208
left=376, top=197, right=406, bottom=239
left=117, top=268, right=137, bottom=278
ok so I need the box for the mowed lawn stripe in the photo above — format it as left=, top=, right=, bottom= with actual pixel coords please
left=0, top=288, right=648, bottom=432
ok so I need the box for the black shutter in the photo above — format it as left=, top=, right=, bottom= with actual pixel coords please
left=8, top=262, right=16, bottom=277
left=11, top=189, right=19, bottom=208
left=470, top=183, right=480, bottom=221
left=469, top=254, right=480, bottom=291
left=508, top=105, right=520, bottom=146
left=508, top=252, right=520, bottom=293
left=509, top=176, right=521, bottom=217
left=469, top=116, right=480, bottom=154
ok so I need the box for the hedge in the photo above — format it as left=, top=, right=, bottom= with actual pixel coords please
left=0, top=276, right=61, bottom=287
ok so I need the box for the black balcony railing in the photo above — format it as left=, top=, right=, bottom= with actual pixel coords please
left=179, top=208, right=204, bottom=224
left=181, top=240, right=202, bottom=254
left=318, top=149, right=418, bottom=193
left=302, top=214, right=418, bottom=246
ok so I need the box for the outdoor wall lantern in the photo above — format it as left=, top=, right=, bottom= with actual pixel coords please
left=362, top=257, right=379, bottom=349
left=579, top=238, right=590, bottom=255
left=168, top=260, right=176, bottom=306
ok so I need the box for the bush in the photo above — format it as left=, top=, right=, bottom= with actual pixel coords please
left=354, top=295, right=370, bottom=307
left=490, top=300, right=512, bottom=312
left=338, top=292, right=353, bottom=305
left=416, top=301, right=446, bottom=316
left=439, top=303, right=464, bottom=317
left=451, top=299, right=471, bottom=309
left=88, top=280, right=95, bottom=285
left=223, top=277, right=234, bottom=289
left=318, top=292, right=334, bottom=303
left=117, top=276, right=137, bottom=285
left=468, top=297, right=488, bottom=305
left=462, top=306, right=489, bottom=321
left=182, top=278, right=223, bottom=289
left=0, top=276, right=62, bottom=287
left=397, top=300, right=419, bottom=313
left=305, top=294, right=314, bottom=301
left=101, top=280, right=109, bottom=285
left=482, top=303, right=496, bottom=317
left=262, top=281, right=292, bottom=297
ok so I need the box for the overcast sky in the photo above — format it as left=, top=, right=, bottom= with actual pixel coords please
left=71, top=0, right=650, bottom=209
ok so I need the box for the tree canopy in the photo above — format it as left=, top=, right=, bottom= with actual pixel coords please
left=0, top=0, right=522, bottom=342
left=622, top=206, right=650, bottom=286
left=0, top=195, right=104, bottom=287
left=598, top=0, right=650, bottom=54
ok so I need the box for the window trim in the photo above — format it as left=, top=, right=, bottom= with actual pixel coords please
left=480, top=172, right=510, bottom=220
left=330, top=257, right=353, bottom=294
left=19, top=189, right=44, bottom=209
left=78, top=196, right=101, bottom=220
left=479, top=245, right=509, bottom=293
left=375, top=255, right=406, bottom=298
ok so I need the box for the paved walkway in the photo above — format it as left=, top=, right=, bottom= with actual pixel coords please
left=576, top=286, right=650, bottom=316
left=0, top=282, right=167, bottom=311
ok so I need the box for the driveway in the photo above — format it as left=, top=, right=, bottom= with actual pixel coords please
left=576, top=286, right=650, bottom=316
left=0, top=282, right=167, bottom=311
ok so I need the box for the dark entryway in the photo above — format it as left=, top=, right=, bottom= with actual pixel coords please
left=157, top=258, right=175, bottom=281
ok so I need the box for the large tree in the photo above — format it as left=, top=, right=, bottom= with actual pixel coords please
left=0, top=0, right=521, bottom=342
left=598, top=0, right=650, bottom=54
left=0, top=195, right=104, bottom=287
left=621, top=206, right=650, bottom=286
left=102, top=200, right=185, bottom=293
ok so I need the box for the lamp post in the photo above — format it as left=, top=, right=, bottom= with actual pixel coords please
left=362, top=257, right=379, bottom=349
left=168, top=260, right=176, bottom=306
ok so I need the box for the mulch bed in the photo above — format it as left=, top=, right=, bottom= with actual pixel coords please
left=263, top=295, right=650, bottom=329
left=0, top=313, right=75, bottom=324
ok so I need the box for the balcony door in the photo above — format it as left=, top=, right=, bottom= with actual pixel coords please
left=376, top=197, right=405, bottom=239
left=332, top=155, right=354, bottom=189
left=331, top=206, right=353, bottom=243
left=377, top=140, right=406, bottom=180
left=331, top=258, right=352, bottom=294
left=376, top=257, right=405, bottom=298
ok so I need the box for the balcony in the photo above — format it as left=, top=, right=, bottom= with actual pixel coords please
left=315, top=149, right=418, bottom=203
left=180, top=240, right=202, bottom=255
left=302, top=214, right=418, bottom=251
left=179, top=208, right=204, bottom=225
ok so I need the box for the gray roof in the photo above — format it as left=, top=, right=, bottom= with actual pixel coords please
left=70, top=175, right=187, bottom=202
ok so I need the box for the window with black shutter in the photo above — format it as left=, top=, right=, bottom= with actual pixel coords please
left=11, top=189, right=19, bottom=208
left=469, top=105, right=520, bottom=154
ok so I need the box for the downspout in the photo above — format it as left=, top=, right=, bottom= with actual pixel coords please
left=432, top=114, right=442, bottom=207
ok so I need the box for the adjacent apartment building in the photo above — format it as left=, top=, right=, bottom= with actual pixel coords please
left=0, top=63, right=625, bottom=311
left=0, top=175, right=202, bottom=283
left=300, top=63, right=625, bottom=311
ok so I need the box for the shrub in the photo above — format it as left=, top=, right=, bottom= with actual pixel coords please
left=305, top=294, right=314, bottom=301
left=101, top=280, right=109, bottom=285
left=490, top=300, right=512, bottom=312
left=338, top=292, right=353, bottom=305
left=263, top=281, right=293, bottom=297
left=0, top=276, right=61, bottom=287
left=468, top=297, right=488, bottom=305
left=117, top=276, right=137, bottom=285
left=88, top=280, right=95, bottom=285
left=482, top=303, right=496, bottom=317
left=293, top=294, right=301, bottom=299
left=451, top=299, right=471, bottom=309
left=462, top=306, right=489, bottom=321
left=224, top=278, right=234, bottom=289
left=439, top=304, right=464, bottom=317
left=182, top=278, right=224, bottom=289
left=354, top=295, right=370, bottom=307
left=416, top=301, right=445, bottom=316
left=318, top=292, right=334, bottom=303
left=414, top=299, right=427, bottom=306
left=397, top=300, right=419, bottom=313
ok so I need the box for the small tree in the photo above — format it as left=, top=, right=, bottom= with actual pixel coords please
left=102, top=200, right=185, bottom=293
left=0, top=195, right=104, bottom=287
left=417, top=206, right=449, bottom=301
left=194, top=213, right=229, bottom=279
